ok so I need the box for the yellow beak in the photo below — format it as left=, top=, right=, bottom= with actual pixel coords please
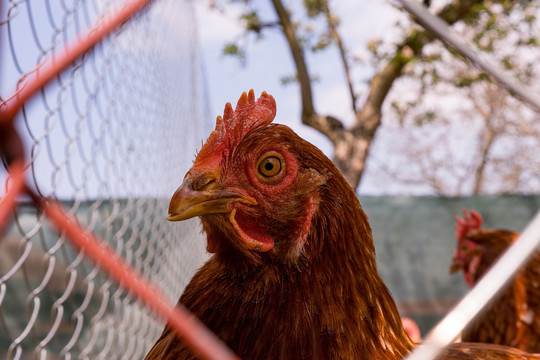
left=167, top=175, right=256, bottom=221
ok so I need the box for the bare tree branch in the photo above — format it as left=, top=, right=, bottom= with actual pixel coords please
left=470, top=86, right=498, bottom=194
left=321, top=0, right=357, bottom=113
left=271, top=0, right=344, bottom=144
left=355, top=0, right=485, bottom=138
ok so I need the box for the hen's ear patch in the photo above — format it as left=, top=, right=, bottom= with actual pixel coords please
left=194, top=90, right=276, bottom=170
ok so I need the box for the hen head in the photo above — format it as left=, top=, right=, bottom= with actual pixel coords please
left=450, top=210, right=484, bottom=286
left=167, top=90, right=328, bottom=265
left=450, top=209, right=518, bottom=287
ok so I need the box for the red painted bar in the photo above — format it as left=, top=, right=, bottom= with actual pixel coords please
left=34, top=195, right=239, bottom=360
left=1, top=0, right=153, bottom=123
left=0, top=1, right=241, bottom=358
left=0, top=160, right=25, bottom=234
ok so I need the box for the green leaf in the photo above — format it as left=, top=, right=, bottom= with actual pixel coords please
left=303, top=0, right=325, bottom=18
left=222, top=43, right=245, bottom=61
left=240, top=11, right=263, bottom=33
left=280, top=74, right=298, bottom=86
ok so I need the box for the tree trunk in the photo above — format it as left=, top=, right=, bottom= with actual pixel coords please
left=333, top=132, right=371, bottom=189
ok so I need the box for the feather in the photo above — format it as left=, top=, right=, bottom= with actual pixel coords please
left=452, top=210, right=540, bottom=353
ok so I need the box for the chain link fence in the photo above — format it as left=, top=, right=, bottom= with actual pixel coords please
left=1, top=1, right=211, bottom=359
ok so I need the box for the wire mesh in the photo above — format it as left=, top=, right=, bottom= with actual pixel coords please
left=0, top=1, right=211, bottom=359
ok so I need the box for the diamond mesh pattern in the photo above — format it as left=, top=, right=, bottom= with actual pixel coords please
left=0, top=1, right=210, bottom=358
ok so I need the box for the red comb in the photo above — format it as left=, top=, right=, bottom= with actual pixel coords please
left=455, top=209, right=483, bottom=241
left=217, top=89, right=276, bottom=141
left=194, top=90, right=276, bottom=168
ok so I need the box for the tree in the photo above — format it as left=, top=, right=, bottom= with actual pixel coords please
left=211, top=0, right=540, bottom=194
left=377, top=1, right=540, bottom=195
left=372, top=81, right=540, bottom=195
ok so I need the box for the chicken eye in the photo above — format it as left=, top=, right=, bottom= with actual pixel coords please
left=258, top=156, right=281, bottom=177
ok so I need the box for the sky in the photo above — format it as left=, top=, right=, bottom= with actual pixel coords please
left=0, top=0, right=443, bottom=198
left=0, top=0, right=209, bottom=199
left=0, top=0, right=447, bottom=197
left=4, top=0, right=525, bottom=197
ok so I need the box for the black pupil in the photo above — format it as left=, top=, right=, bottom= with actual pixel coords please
left=264, top=162, right=274, bottom=171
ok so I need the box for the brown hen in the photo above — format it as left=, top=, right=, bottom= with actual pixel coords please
left=451, top=210, right=540, bottom=353
left=145, top=91, right=540, bottom=359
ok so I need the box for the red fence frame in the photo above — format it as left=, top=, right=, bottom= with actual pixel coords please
left=0, top=1, right=238, bottom=359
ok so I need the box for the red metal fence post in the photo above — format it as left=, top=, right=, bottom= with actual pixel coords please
left=0, top=1, right=240, bottom=359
